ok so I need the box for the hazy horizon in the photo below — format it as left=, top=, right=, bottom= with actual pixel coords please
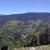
left=0, top=12, right=50, bottom=15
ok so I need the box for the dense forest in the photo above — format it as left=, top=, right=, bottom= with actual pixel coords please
left=0, top=12, right=50, bottom=49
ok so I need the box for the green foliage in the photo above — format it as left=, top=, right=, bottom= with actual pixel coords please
left=0, top=19, right=50, bottom=49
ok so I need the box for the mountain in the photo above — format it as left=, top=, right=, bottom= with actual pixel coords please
left=0, top=12, right=50, bottom=27
left=0, top=12, right=50, bottom=21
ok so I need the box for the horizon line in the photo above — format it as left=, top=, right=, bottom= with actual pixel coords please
left=0, top=12, right=50, bottom=15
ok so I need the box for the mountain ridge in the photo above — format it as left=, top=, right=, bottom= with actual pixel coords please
left=0, top=12, right=50, bottom=25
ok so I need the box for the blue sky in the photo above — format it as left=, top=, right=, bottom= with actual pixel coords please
left=0, top=0, right=50, bottom=14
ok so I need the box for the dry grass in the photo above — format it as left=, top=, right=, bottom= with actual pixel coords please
left=11, top=45, right=50, bottom=50
left=36, top=45, right=50, bottom=50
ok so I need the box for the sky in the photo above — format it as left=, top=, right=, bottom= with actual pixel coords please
left=0, top=0, right=50, bottom=14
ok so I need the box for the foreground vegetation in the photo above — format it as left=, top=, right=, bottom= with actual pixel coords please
left=0, top=19, right=50, bottom=49
left=0, top=13, right=50, bottom=50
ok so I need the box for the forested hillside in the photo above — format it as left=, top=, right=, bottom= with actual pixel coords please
left=0, top=12, right=50, bottom=50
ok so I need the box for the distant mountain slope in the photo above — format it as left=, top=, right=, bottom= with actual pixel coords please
left=0, top=12, right=50, bottom=24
